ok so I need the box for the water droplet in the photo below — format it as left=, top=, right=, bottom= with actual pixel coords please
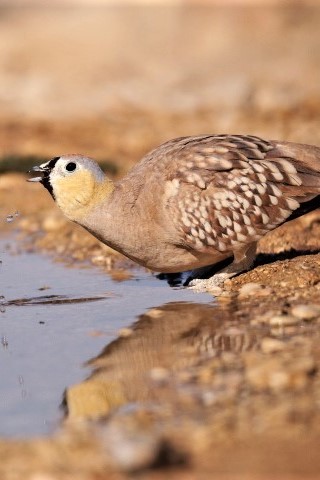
left=5, top=211, right=19, bottom=223
left=0, top=296, right=5, bottom=314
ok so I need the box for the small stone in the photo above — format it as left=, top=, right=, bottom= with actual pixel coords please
left=261, top=337, right=286, bottom=354
left=268, top=370, right=290, bottom=391
left=238, top=282, right=263, bottom=297
left=245, top=351, right=315, bottom=392
left=91, top=255, right=106, bottom=266
left=207, top=286, right=223, bottom=295
left=291, top=304, right=320, bottom=321
left=269, top=314, right=299, bottom=326
left=251, top=311, right=275, bottom=324
left=42, top=215, right=65, bottom=232
left=201, top=391, right=216, bottom=406
left=101, top=424, right=162, bottom=472
left=270, top=326, right=299, bottom=337
left=18, top=218, right=38, bottom=233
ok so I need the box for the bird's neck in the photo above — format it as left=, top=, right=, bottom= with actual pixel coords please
left=59, top=177, right=115, bottom=223
left=78, top=180, right=154, bottom=266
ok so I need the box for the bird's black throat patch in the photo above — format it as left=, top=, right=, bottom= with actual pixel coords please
left=40, top=156, right=60, bottom=199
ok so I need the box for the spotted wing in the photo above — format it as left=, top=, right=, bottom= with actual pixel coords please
left=163, top=134, right=320, bottom=253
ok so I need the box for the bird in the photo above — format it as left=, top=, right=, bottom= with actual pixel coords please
left=28, top=134, right=320, bottom=291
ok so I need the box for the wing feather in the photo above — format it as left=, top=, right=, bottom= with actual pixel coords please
left=159, top=134, right=320, bottom=254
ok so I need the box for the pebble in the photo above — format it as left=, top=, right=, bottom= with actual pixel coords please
left=42, top=215, right=65, bottom=232
left=268, top=314, right=300, bottom=327
left=238, top=282, right=262, bottom=297
left=245, top=354, right=315, bottom=392
left=201, top=391, right=217, bottom=406
left=261, top=337, right=286, bottom=354
left=19, top=218, right=39, bottom=233
left=91, top=255, right=107, bottom=266
left=238, top=282, right=271, bottom=298
left=207, top=286, right=223, bottom=295
left=101, top=423, right=162, bottom=472
left=270, top=326, right=299, bottom=337
left=291, top=304, right=320, bottom=321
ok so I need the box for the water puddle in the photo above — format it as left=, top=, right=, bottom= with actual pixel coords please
left=63, top=300, right=259, bottom=424
left=0, top=239, right=211, bottom=437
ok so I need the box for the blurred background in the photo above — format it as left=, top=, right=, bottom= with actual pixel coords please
left=0, top=0, right=319, bottom=175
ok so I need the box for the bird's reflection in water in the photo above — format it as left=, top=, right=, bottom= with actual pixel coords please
left=63, top=301, right=259, bottom=420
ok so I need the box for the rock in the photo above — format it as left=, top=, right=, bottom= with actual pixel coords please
left=268, top=314, right=300, bottom=326
left=238, top=283, right=271, bottom=298
left=238, top=282, right=262, bottom=297
left=261, top=337, right=286, bottom=354
left=245, top=352, right=315, bottom=392
left=100, top=422, right=164, bottom=472
left=207, top=285, right=223, bottom=295
left=42, top=215, right=65, bottom=232
left=91, top=255, right=107, bottom=266
left=291, top=304, right=320, bottom=321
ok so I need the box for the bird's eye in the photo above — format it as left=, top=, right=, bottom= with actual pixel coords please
left=65, top=162, right=77, bottom=172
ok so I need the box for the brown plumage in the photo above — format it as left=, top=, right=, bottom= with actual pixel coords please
left=28, top=134, right=320, bottom=291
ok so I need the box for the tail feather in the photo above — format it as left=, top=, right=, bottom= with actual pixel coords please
left=287, top=194, right=320, bottom=223
left=272, top=140, right=320, bottom=173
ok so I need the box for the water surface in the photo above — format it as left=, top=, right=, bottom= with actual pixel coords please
left=0, top=239, right=210, bottom=437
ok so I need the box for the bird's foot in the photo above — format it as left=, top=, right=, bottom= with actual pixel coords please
left=188, top=272, right=231, bottom=294
left=188, top=243, right=257, bottom=294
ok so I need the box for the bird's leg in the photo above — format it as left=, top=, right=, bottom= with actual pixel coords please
left=189, top=242, right=257, bottom=292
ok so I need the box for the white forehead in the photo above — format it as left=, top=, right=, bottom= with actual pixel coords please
left=42, top=155, right=105, bottom=181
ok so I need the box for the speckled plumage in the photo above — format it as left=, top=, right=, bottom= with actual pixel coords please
left=29, top=134, right=320, bottom=291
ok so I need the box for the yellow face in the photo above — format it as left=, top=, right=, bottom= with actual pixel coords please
left=29, top=155, right=114, bottom=222
left=52, top=168, right=97, bottom=218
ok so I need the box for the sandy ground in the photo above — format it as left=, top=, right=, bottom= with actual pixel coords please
left=1, top=3, right=320, bottom=479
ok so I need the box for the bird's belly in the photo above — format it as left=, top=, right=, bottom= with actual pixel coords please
left=81, top=218, right=229, bottom=273
left=140, top=246, right=229, bottom=273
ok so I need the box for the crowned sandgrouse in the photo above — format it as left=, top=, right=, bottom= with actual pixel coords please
left=28, top=134, right=320, bottom=290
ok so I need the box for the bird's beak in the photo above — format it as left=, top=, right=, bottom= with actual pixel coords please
left=27, top=164, right=50, bottom=183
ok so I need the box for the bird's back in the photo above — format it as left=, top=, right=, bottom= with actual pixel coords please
left=122, top=134, right=320, bottom=255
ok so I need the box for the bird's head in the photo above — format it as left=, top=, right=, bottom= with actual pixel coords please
left=28, top=155, right=113, bottom=221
